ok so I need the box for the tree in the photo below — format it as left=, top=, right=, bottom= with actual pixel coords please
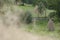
left=21, top=0, right=25, bottom=6
left=46, top=0, right=60, bottom=21
left=36, top=1, right=46, bottom=17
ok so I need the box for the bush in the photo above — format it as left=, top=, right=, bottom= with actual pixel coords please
left=48, top=12, right=60, bottom=23
left=24, top=11, right=32, bottom=24
left=49, top=12, right=56, bottom=18
left=20, top=11, right=32, bottom=24
left=37, top=2, right=46, bottom=15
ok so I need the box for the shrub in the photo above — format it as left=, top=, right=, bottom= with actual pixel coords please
left=48, top=12, right=56, bottom=18
left=24, top=11, right=32, bottom=24
left=37, top=2, right=46, bottom=15
left=48, top=12, right=60, bottom=22
left=20, top=11, right=32, bottom=24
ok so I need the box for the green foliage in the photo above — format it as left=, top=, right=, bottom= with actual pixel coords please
left=25, top=0, right=33, bottom=4
left=48, top=12, right=60, bottom=22
left=38, top=2, right=46, bottom=14
left=32, top=0, right=47, bottom=6
left=20, top=11, right=32, bottom=24
left=48, top=12, right=56, bottom=18
left=24, top=11, right=32, bottom=24
left=46, top=0, right=57, bottom=9
left=46, top=0, right=60, bottom=17
left=21, top=0, right=33, bottom=4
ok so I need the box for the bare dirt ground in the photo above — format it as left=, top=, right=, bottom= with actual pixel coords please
left=0, top=24, right=58, bottom=40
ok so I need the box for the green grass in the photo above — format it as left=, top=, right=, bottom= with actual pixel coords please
left=25, top=21, right=60, bottom=39
left=19, top=5, right=55, bottom=17
left=19, top=6, right=34, bottom=12
left=26, top=20, right=60, bottom=32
